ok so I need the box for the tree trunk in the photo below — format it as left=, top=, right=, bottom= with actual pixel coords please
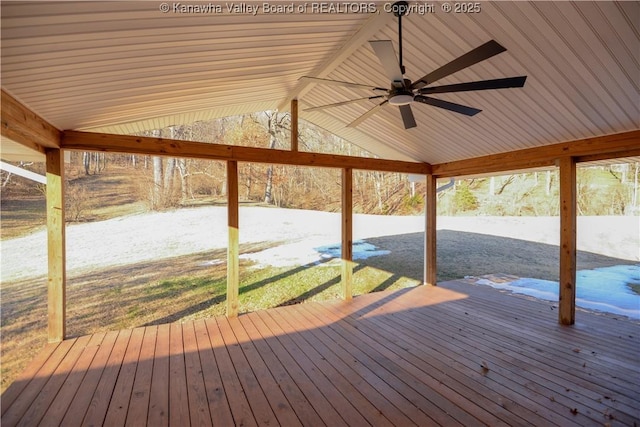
left=83, top=152, right=91, bottom=175
left=374, top=171, right=383, bottom=212
left=245, top=163, right=252, bottom=199
left=164, top=157, right=175, bottom=200
left=264, top=165, right=274, bottom=204
left=177, top=158, right=188, bottom=203
left=263, top=114, right=278, bottom=204
left=93, top=152, right=99, bottom=175
left=546, top=170, right=552, bottom=196
left=153, top=156, right=163, bottom=209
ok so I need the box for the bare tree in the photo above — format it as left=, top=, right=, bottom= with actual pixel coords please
left=263, top=111, right=289, bottom=204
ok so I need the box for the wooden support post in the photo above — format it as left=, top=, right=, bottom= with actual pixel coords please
left=291, top=99, right=298, bottom=152
left=46, top=148, right=66, bottom=342
left=559, top=156, right=577, bottom=325
left=425, top=174, right=437, bottom=286
left=226, top=160, right=239, bottom=318
left=341, top=168, right=353, bottom=300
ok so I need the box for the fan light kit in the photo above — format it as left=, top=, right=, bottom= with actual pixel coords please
left=388, top=82, right=414, bottom=106
left=301, top=1, right=527, bottom=129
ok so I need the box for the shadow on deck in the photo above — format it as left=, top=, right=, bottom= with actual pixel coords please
left=2, top=280, right=639, bottom=426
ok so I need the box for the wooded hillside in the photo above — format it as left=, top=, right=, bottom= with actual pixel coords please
left=1, top=112, right=638, bottom=227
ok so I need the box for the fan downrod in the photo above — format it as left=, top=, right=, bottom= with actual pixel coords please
left=391, top=1, right=410, bottom=17
left=391, top=1, right=409, bottom=74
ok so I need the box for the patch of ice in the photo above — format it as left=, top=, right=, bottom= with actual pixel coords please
left=240, top=239, right=390, bottom=268
left=475, top=265, right=640, bottom=319
left=315, top=240, right=390, bottom=261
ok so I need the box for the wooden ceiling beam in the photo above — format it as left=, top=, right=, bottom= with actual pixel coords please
left=431, top=130, right=640, bottom=178
left=575, top=147, right=640, bottom=164
left=1, top=90, right=60, bottom=154
left=61, top=130, right=431, bottom=174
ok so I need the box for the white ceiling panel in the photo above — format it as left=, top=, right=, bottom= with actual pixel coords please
left=1, top=1, right=638, bottom=164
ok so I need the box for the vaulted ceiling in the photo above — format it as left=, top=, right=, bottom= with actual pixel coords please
left=1, top=1, right=638, bottom=164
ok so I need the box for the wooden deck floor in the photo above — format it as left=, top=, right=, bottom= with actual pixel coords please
left=2, top=280, right=639, bottom=426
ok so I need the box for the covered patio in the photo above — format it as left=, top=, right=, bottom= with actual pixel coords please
left=1, top=1, right=639, bottom=425
left=3, top=281, right=639, bottom=426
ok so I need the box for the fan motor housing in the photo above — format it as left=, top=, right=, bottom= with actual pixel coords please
left=388, top=89, right=414, bottom=105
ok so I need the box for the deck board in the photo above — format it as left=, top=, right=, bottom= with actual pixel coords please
left=243, top=311, right=346, bottom=426
left=147, top=323, right=170, bottom=427
left=61, top=330, right=119, bottom=427
left=42, top=332, right=105, bottom=426
left=103, top=327, right=144, bottom=426
left=168, top=322, right=189, bottom=427
left=125, top=326, right=156, bottom=426
left=2, top=280, right=639, bottom=426
left=82, top=328, right=131, bottom=426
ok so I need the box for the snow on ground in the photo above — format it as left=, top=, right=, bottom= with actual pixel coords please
left=2, top=206, right=639, bottom=319
left=0, top=206, right=425, bottom=281
left=2, top=207, right=638, bottom=282
left=476, top=265, right=640, bottom=319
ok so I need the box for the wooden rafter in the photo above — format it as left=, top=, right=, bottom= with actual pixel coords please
left=61, top=130, right=431, bottom=174
left=1, top=90, right=60, bottom=153
left=431, top=130, right=640, bottom=178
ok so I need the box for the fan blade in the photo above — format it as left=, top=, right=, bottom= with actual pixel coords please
left=412, top=40, right=507, bottom=89
left=369, top=40, right=404, bottom=83
left=304, top=96, right=385, bottom=112
left=399, top=104, right=417, bottom=129
left=414, top=95, right=481, bottom=116
left=419, top=76, right=527, bottom=94
left=347, top=100, right=389, bottom=128
left=300, top=76, right=387, bottom=92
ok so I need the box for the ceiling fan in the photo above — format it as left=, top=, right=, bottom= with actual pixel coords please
left=301, top=1, right=527, bottom=129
